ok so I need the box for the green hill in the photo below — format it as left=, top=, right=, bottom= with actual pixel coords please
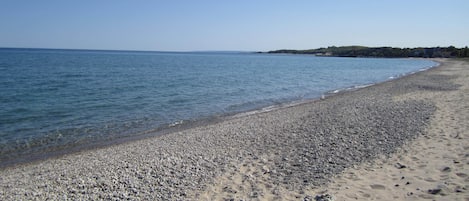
left=267, top=46, right=469, bottom=58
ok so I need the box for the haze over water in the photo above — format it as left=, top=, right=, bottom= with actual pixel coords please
left=0, top=48, right=436, bottom=165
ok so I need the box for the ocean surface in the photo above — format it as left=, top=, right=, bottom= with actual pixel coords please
left=0, top=48, right=437, bottom=166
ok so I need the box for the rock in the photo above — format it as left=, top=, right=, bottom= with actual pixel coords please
left=432, top=184, right=450, bottom=195
left=222, top=186, right=237, bottom=194
left=370, top=184, right=386, bottom=190
left=428, top=188, right=441, bottom=194
left=250, top=191, right=259, bottom=198
left=441, top=166, right=451, bottom=172
left=394, top=162, right=406, bottom=169
left=303, top=195, right=314, bottom=201
left=262, top=166, right=270, bottom=174
left=314, top=193, right=334, bottom=201
left=455, top=188, right=464, bottom=193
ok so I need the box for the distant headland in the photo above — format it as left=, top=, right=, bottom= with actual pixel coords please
left=265, top=46, right=469, bottom=58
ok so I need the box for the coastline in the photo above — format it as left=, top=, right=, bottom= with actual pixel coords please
left=0, top=56, right=437, bottom=169
left=1, top=59, right=467, bottom=200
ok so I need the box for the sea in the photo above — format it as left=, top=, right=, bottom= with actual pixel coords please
left=0, top=48, right=437, bottom=166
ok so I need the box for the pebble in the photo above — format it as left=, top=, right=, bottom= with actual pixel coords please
left=428, top=188, right=442, bottom=194
left=314, top=193, right=334, bottom=201
left=441, top=166, right=451, bottom=172
left=395, top=162, right=407, bottom=169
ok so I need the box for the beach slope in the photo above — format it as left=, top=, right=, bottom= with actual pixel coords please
left=0, top=59, right=467, bottom=200
left=310, top=59, right=469, bottom=201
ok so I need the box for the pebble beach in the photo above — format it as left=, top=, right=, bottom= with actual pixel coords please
left=1, top=59, right=468, bottom=200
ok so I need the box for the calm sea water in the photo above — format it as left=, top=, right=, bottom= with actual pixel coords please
left=0, top=48, right=436, bottom=165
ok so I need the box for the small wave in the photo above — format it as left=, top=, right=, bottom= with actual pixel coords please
left=261, top=105, right=277, bottom=112
left=325, top=83, right=375, bottom=95
left=225, top=100, right=273, bottom=114
left=169, top=120, right=184, bottom=127
left=229, top=102, right=283, bottom=118
left=354, top=84, right=373, bottom=89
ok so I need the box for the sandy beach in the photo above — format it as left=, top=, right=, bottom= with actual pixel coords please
left=0, top=59, right=468, bottom=200
left=309, top=59, right=469, bottom=201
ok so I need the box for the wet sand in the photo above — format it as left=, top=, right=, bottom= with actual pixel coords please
left=0, top=59, right=467, bottom=200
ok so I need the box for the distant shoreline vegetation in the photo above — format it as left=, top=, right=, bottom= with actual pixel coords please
left=265, top=46, right=469, bottom=58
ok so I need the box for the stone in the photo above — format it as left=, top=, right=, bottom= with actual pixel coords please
left=314, top=193, right=334, bottom=201
left=441, top=166, right=451, bottom=172
left=370, top=184, right=386, bottom=190
left=427, top=188, right=442, bottom=194
left=250, top=191, right=259, bottom=198
left=394, top=163, right=406, bottom=169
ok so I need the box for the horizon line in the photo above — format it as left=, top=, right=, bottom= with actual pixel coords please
left=0, top=46, right=258, bottom=53
left=1, top=45, right=467, bottom=53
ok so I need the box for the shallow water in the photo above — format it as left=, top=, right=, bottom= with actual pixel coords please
left=0, top=48, right=436, bottom=165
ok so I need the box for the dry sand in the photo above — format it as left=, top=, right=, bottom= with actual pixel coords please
left=0, top=58, right=467, bottom=201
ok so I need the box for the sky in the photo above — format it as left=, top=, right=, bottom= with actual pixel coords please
left=0, top=0, right=468, bottom=51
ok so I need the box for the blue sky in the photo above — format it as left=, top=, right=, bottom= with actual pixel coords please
left=0, top=0, right=467, bottom=51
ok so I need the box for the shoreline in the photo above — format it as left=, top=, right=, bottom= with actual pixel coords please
left=0, top=58, right=438, bottom=169
left=1, top=59, right=465, bottom=200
